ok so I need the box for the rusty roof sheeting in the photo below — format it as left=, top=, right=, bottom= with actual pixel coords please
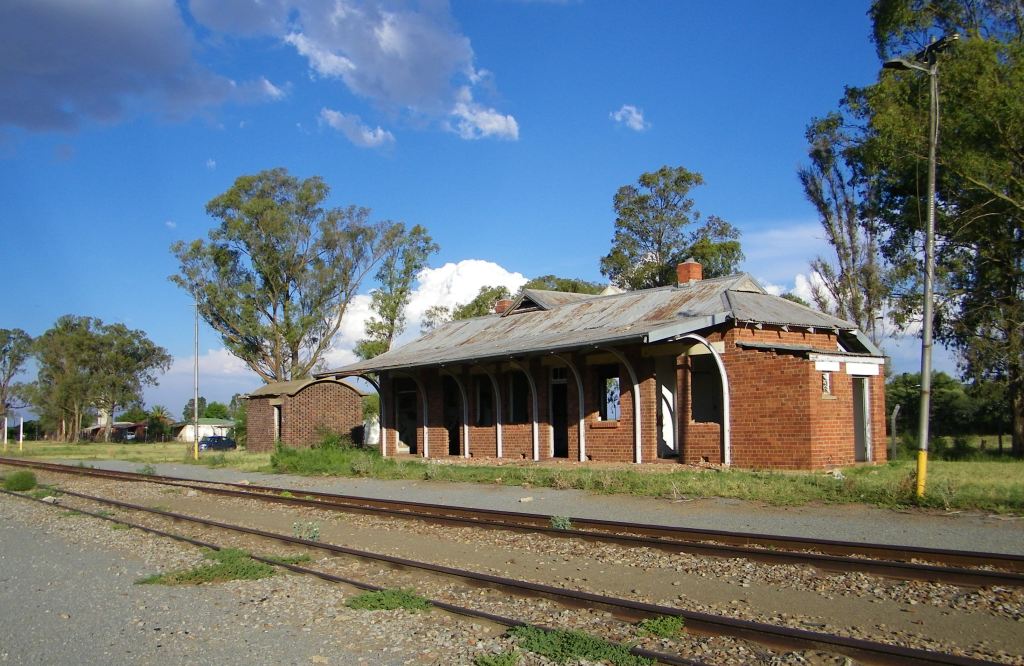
left=319, top=273, right=862, bottom=376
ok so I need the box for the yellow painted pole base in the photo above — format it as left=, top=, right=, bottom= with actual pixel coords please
left=915, top=450, right=928, bottom=499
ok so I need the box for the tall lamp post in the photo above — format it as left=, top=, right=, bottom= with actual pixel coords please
left=883, top=33, right=958, bottom=499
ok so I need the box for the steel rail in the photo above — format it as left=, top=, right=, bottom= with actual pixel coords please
left=5, top=485, right=1003, bottom=666
left=3, top=458, right=1022, bottom=584
left=0, top=490, right=702, bottom=666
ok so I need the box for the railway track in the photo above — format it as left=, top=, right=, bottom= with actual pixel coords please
left=0, top=485, right=1002, bottom=666
left=2, top=457, right=1021, bottom=589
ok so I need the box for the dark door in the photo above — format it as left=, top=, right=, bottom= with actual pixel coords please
left=443, top=376, right=461, bottom=456
left=396, top=390, right=418, bottom=454
left=552, top=383, right=569, bottom=458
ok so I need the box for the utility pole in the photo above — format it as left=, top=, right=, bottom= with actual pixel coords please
left=193, top=297, right=200, bottom=461
left=883, top=33, right=958, bottom=499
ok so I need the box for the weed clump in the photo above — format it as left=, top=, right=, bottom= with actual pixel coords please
left=509, top=626, right=651, bottom=666
left=637, top=615, right=685, bottom=638
left=263, top=553, right=312, bottom=565
left=138, top=464, right=157, bottom=476
left=549, top=515, right=573, bottom=531
left=292, top=521, right=320, bottom=542
left=136, top=548, right=274, bottom=585
left=3, top=471, right=37, bottom=491
left=345, top=588, right=431, bottom=612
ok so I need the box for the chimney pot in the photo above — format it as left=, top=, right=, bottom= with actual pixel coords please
left=494, top=298, right=514, bottom=314
left=676, top=260, right=703, bottom=285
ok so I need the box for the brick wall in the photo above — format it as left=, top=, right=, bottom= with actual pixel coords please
left=246, top=380, right=364, bottom=452
left=372, top=322, right=886, bottom=470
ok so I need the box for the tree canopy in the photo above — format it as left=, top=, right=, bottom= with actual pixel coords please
left=355, top=224, right=438, bottom=360
left=521, top=275, right=604, bottom=295
left=0, top=328, right=32, bottom=418
left=600, top=166, right=744, bottom=290
left=28, top=315, right=170, bottom=441
left=171, top=168, right=413, bottom=382
left=833, top=0, right=1024, bottom=455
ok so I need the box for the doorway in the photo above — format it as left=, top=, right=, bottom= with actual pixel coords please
left=551, top=383, right=568, bottom=458
left=396, top=389, right=418, bottom=454
left=443, top=376, right=462, bottom=456
left=853, top=377, right=871, bottom=462
left=656, top=356, right=677, bottom=458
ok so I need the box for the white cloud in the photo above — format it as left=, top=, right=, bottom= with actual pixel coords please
left=449, top=86, right=519, bottom=140
left=0, top=1, right=281, bottom=132
left=205, top=158, right=216, bottom=170
left=194, top=0, right=517, bottom=141
left=610, top=104, right=650, bottom=131
left=165, top=220, right=177, bottom=229
left=319, top=108, right=395, bottom=148
left=324, top=259, right=528, bottom=370
left=144, top=347, right=261, bottom=412
left=258, top=76, right=287, bottom=100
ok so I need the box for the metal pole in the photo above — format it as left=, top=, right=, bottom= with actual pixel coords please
left=916, top=57, right=940, bottom=499
left=194, top=298, right=200, bottom=461
left=890, top=404, right=901, bottom=461
left=19, top=416, right=23, bottom=451
left=2, top=417, right=7, bottom=451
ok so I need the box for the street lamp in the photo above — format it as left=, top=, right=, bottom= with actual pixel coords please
left=882, top=33, right=958, bottom=499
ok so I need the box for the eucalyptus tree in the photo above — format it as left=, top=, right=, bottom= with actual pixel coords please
left=172, top=168, right=411, bottom=381
left=0, top=328, right=32, bottom=418
left=600, top=166, right=743, bottom=290
left=836, top=0, right=1024, bottom=454
left=355, top=224, right=438, bottom=360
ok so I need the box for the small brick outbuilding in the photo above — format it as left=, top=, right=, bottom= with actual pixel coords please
left=246, top=378, right=366, bottom=452
left=315, top=263, right=887, bottom=470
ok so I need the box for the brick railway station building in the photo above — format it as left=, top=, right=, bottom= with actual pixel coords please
left=246, top=378, right=366, bottom=452
left=310, top=262, right=886, bottom=470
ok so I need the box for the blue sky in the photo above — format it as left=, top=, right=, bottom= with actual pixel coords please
left=0, top=1, right=952, bottom=416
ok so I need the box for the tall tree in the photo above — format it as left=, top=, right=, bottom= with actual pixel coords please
left=419, top=285, right=512, bottom=333
left=355, top=224, right=438, bottom=360
left=182, top=396, right=207, bottom=422
left=600, top=166, right=744, bottom=290
left=29, top=316, right=100, bottom=441
left=204, top=401, right=230, bottom=419
left=171, top=168, right=408, bottom=382
left=842, top=1, right=1024, bottom=454
left=91, top=322, right=171, bottom=441
left=0, top=328, right=32, bottom=418
left=798, top=114, right=889, bottom=347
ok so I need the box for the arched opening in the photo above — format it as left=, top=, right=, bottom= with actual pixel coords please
left=677, top=334, right=731, bottom=466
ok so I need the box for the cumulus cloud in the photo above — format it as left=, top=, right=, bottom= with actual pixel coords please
left=610, top=104, right=650, bottom=132
left=324, top=259, right=528, bottom=369
left=0, top=0, right=283, bottom=132
left=449, top=86, right=519, bottom=140
left=192, top=0, right=517, bottom=140
left=319, top=108, right=395, bottom=148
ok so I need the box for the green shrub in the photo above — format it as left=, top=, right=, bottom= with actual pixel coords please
left=509, top=626, right=651, bottom=666
left=549, top=515, right=573, bottom=531
left=350, top=456, right=372, bottom=476
left=138, top=464, right=157, bottom=476
left=3, top=471, right=37, bottom=491
left=263, top=553, right=312, bottom=565
left=474, top=651, right=520, bottom=666
left=345, top=588, right=431, bottom=611
left=136, top=548, right=274, bottom=585
left=314, top=428, right=353, bottom=450
left=637, top=615, right=685, bottom=638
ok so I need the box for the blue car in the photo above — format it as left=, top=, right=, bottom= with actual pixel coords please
left=198, top=435, right=237, bottom=451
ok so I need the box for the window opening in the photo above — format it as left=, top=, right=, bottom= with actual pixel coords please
left=596, top=364, right=620, bottom=421
left=821, top=372, right=832, bottom=395
left=476, top=378, right=494, bottom=426
left=690, top=354, right=720, bottom=423
left=509, top=373, right=529, bottom=424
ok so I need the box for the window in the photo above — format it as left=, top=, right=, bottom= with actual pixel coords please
left=821, top=372, right=832, bottom=395
left=509, top=373, right=530, bottom=424
left=596, top=365, right=620, bottom=421
left=476, top=378, right=495, bottom=426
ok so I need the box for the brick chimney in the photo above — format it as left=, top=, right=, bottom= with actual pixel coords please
left=676, top=260, right=703, bottom=285
left=494, top=298, right=514, bottom=314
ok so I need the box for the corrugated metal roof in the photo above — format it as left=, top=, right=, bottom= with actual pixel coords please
left=319, top=273, right=862, bottom=376
left=246, top=377, right=366, bottom=398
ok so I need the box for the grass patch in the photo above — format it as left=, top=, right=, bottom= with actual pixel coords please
left=263, top=553, right=312, bottom=565
left=137, top=464, right=157, bottom=476
left=474, top=652, right=520, bottom=666
left=28, top=487, right=60, bottom=500
left=345, top=588, right=431, bottom=612
left=110, top=522, right=132, bottom=531
left=3, top=471, right=37, bottom=491
left=509, top=626, right=651, bottom=666
left=136, top=548, right=275, bottom=585
left=60, top=510, right=83, bottom=517
left=637, top=615, right=685, bottom=638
